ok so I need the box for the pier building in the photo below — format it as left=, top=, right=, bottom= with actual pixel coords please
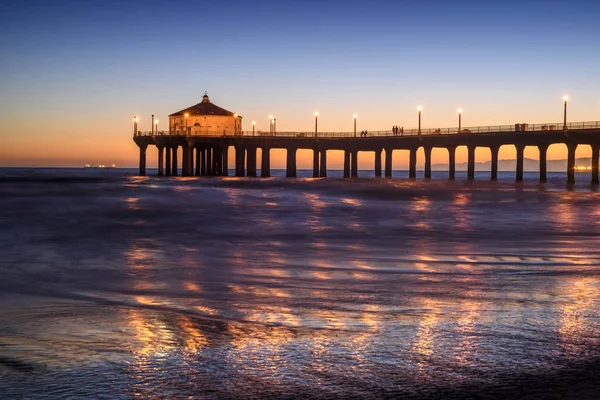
left=168, top=93, right=242, bottom=136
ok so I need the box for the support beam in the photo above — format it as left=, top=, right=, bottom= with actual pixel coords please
left=247, top=147, right=257, bottom=177
left=165, top=146, right=172, bottom=176
left=212, top=147, right=221, bottom=176
left=567, top=143, right=576, bottom=184
left=374, top=149, right=382, bottom=178
left=286, top=147, right=297, bottom=178
left=235, top=146, right=245, bottom=177
left=261, top=147, right=271, bottom=177
left=351, top=150, right=358, bottom=178
left=138, top=145, right=147, bottom=176
left=592, top=145, right=599, bottom=185
left=201, top=148, right=207, bottom=176
left=195, top=147, right=201, bottom=176
left=343, top=150, right=350, bottom=178
left=157, top=147, right=164, bottom=176
left=490, top=146, right=499, bottom=181
left=172, top=146, right=178, bottom=176
left=312, top=148, right=320, bottom=178
left=320, top=150, right=327, bottom=177
left=516, top=145, right=524, bottom=182
left=207, top=147, right=213, bottom=176
left=182, top=144, right=189, bottom=176
left=384, top=148, right=392, bottom=178
left=409, top=148, right=417, bottom=179
left=448, top=146, right=456, bottom=180
left=467, top=145, right=475, bottom=180
left=538, top=144, right=548, bottom=183
left=424, top=146, right=432, bottom=179
left=222, top=146, right=229, bottom=176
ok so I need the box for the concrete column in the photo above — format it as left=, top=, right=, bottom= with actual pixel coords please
left=409, top=148, right=417, bottom=179
left=467, top=146, right=475, bottom=180
left=351, top=150, right=358, bottom=178
left=207, top=147, right=213, bottom=176
left=172, top=146, right=178, bottom=176
left=448, top=146, right=456, bottom=180
left=490, top=146, right=499, bottom=181
left=538, top=144, right=548, bottom=183
left=567, top=143, right=576, bottom=184
left=138, top=145, right=147, bottom=176
left=343, top=150, right=350, bottom=178
left=384, top=148, right=393, bottom=178
left=195, top=147, right=201, bottom=176
left=424, top=146, right=432, bottom=179
left=165, top=146, right=172, bottom=176
left=516, top=144, right=524, bottom=182
left=374, top=149, right=382, bottom=178
left=212, top=147, right=221, bottom=176
left=312, top=148, right=320, bottom=178
left=592, top=145, right=599, bottom=185
left=157, top=147, right=164, bottom=176
left=286, top=147, right=297, bottom=178
left=235, top=146, right=245, bottom=177
left=182, top=144, right=189, bottom=176
left=261, top=147, right=271, bottom=177
left=222, top=146, right=229, bottom=176
left=320, top=150, right=327, bottom=177
left=247, top=147, right=257, bottom=177
left=201, top=148, right=207, bottom=176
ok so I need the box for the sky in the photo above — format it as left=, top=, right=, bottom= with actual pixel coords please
left=1, top=0, right=599, bottom=168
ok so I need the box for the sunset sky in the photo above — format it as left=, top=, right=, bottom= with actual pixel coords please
left=1, top=0, right=599, bottom=168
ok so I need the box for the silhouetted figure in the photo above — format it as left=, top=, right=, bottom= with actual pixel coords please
left=400, top=127, right=404, bottom=135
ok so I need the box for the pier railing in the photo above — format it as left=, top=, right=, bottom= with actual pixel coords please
left=135, top=121, right=600, bottom=138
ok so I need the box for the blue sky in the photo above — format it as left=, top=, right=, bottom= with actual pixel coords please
left=1, top=0, right=599, bottom=166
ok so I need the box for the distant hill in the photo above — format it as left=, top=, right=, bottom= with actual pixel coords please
left=432, top=157, right=592, bottom=172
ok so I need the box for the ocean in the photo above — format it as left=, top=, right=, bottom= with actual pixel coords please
left=0, top=168, right=599, bottom=399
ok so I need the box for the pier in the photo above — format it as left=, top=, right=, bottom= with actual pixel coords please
left=134, top=121, right=600, bottom=184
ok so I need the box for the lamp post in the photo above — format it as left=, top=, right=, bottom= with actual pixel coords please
left=151, top=114, right=154, bottom=135
left=417, top=106, right=422, bottom=134
left=458, top=109, right=462, bottom=132
left=234, top=113, right=238, bottom=135
left=353, top=114, right=357, bottom=137
left=252, top=121, right=256, bottom=136
left=133, top=116, right=138, bottom=136
left=269, top=115, right=274, bottom=135
left=155, top=119, right=159, bottom=135
left=273, top=118, right=277, bottom=135
left=314, top=112, right=319, bottom=137
left=185, top=113, right=189, bottom=136
left=563, top=96, right=568, bottom=130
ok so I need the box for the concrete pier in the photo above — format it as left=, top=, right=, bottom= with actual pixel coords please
left=133, top=122, right=600, bottom=184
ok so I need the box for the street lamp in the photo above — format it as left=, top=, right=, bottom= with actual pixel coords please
left=133, top=116, right=138, bottom=136
left=151, top=114, right=155, bottom=135
left=353, top=114, right=357, bottom=137
left=417, top=106, right=423, bottom=134
left=252, top=121, right=256, bottom=136
left=315, top=112, right=319, bottom=137
left=234, top=113, right=238, bottom=135
left=458, top=109, right=463, bottom=132
left=269, top=115, right=274, bottom=135
left=563, top=96, right=568, bottom=130
left=155, top=119, right=159, bottom=135
left=185, top=113, right=189, bottom=136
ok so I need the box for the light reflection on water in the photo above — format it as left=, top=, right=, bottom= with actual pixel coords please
left=1, top=173, right=600, bottom=398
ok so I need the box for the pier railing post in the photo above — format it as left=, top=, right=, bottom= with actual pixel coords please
left=375, top=149, right=382, bottom=178
left=448, top=146, right=456, bottom=180
left=384, top=148, right=393, bottom=178
left=286, top=147, right=297, bottom=178
left=320, top=150, right=327, bottom=177
left=343, top=150, right=350, bottom=178
left=157, top=146, right=164, bottom=176
left=467, top=145, right=475, bottom=180
left=516, top=144, right=524, bottom=182
left=261, top=147, right=271, bottom=177
left=592, top=145, right=599, bottom=185
left=567, top=143, right=577, bottom=184
left=424, top=146, right=432, bottom=179
left=138, top=145, right=147, bottom=176
left=409, top=148, right=417, bottom=179
left=313, top=147, right=320, bottom=178
left=538, top=144, right=548, bottom=183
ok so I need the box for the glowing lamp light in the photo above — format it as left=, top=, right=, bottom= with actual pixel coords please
left=234, top=113, right=238, bottom=117
left=269, top=115, right=274, bottom=120
left=458, top=109, right=463, bottom=114
left=252, top=121, right=256, bottom=125
left=563, top=96, right=569, bottom=102
left=315, top=112, right=319, bottom=117
left=134, top=116, right=138, bottom=122
left=353, top=114, right=358, bottom=119
left=417, top=106, right=423, bottom=111
left=155, top=120, right=158, bottom=124
left=185, top=113, right=189, bottom=118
